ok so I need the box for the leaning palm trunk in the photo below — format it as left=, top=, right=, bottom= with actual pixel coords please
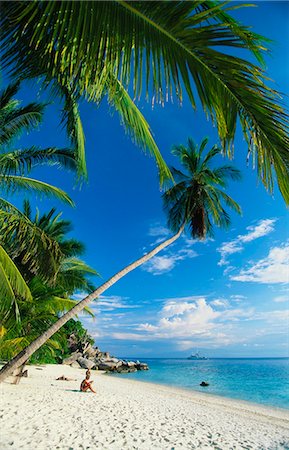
left=0, top=225, right=184, bottom=382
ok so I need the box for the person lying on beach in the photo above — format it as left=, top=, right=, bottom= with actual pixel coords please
left=80, top=370, right=96, bottom=393
left=56, top=375, right=76, bottom=381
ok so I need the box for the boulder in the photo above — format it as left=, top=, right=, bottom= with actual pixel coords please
left=127, top=361, right=136, bottom=368
left=71, top=361, right=81, bottom=369
left=83, top=344, right=98, bottom=359
left=200, top=381, right=209, bottom=387
left=116, top=366, right=137, bottom=373
left=105, top=357, right=120, bottom=364
left=62, top=351, right=82, bottom=365
left=97, top=361, right=118, bottom=371
left=135, top=362, right=149, bottom=370
left=77, top=357, right=96, bottom=370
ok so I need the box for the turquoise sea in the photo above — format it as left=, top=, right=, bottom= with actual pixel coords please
left=115, top=358, right=289, bottom=410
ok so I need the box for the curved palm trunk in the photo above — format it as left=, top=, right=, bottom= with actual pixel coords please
left=0, top=225, right=184, bottom=382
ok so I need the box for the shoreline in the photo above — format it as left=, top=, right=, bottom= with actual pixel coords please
left=1, top=364, right=289, bottom=449
left=109, top=371, right=289, bottom=416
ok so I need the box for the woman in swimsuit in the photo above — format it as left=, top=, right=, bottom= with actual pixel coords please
left=80, top=369, right=96, bottom=393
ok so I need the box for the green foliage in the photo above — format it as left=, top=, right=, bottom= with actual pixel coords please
left=163, top=137, right=242, bottom=238
left=29, top=319, right=94, bottom=364
left=0, top=82, right=78, bottom=303
left=1, top=2, right=288, bottom=199
left=0, top=202, right=97, bottom=364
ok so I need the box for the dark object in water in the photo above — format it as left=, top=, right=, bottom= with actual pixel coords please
left=200, top=381, right=209, bottom=387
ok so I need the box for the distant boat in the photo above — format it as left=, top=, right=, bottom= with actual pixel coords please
left=187, top=351, right=208, bottom=360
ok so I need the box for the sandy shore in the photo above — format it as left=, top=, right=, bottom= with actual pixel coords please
left=1, top=364, right=289, bottom=450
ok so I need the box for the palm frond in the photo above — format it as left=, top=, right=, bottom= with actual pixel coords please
left=0, top=245, right=32, bottom=323
left=163, top=137, right=241, bottom=238
left=0, top=81, right=45, bottom=146
left=0, top=147, right=77, bottom=175
left=60, top=85, right=87, bottom=180
left=0, top=175, right=74, bottom=206
left=212, top=165, right=243, bottom=183
left=0, top=205, right=64, bottom=282
left=2, top=2, right=288, bottom=200
left=106, top=76, right=172, bottom=185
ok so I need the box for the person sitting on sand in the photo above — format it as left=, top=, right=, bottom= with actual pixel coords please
left=80, top=370, right=96, bottom=393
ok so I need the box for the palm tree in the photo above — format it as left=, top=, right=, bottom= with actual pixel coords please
left=0, top=277, right=95, bottom=364
left=1, top=2, right=288, bottom=200
left=0, top=203, right=97, bottom=363
left=0, top=137, right=241, bottom=381
left=0, top=82, right=76, bottom=316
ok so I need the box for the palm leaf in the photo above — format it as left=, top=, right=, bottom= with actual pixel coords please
left=2, top=2, right=288, bottom=200
left=163, top=137, right=241, bottom=237
left=0, top=245, right=32, bottom=323
left=106, top=76, right=172, bottom=185
left=0, top=175, right=74, bottom=206
left=0, top=203, right=64, bottom=282
left=0, top=81, right=45, bottom=146
left=0, top=147, right=77, bottom=175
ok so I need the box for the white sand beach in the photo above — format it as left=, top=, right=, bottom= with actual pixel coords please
left=1, top=364, right=289, bottom=450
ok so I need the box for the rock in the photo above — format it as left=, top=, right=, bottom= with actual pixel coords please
left=200, top=381, right=209, bottom=387
left=67, top=333, right=79, bottom=352
left=97, top=361, right=118, bottom=371
left=127, top=361, right=136, bottom=367
left=77, top=357, right=96, bottom=370
left=71, top=361, right=81, bottom=369
left=136, top=362, right=149, bottom=370
left=116, top=366, right=137, bottom=373
left=83, top=344, right=98, bottom=359
left=62, top=351, right=82, bottom=365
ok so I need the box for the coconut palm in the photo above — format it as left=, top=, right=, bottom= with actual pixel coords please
left=0, top=82, right=76, bottom=316
left=1, top=2, right=288, bottom=199
left=0, top=277, right=95, bottom=364
left=0, top=204, right=97, bottom=363
left=0, top=137, right=241, bottom=381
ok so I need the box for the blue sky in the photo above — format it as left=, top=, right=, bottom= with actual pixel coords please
left=5, top=1, right=289, bottom=358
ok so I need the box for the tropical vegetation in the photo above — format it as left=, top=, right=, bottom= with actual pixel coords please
left=0, top=137, right=242, bottom=381
left=0, top=81, right=78, bottom=322
left=0, top=201, right=97, bottom=364
left=1, top=1, right=288, bottom=201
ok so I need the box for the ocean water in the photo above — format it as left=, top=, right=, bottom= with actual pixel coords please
left=114, top=358, right=289, bottom=410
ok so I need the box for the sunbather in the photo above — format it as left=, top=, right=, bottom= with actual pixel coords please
left=80, top=369, right=96, bottom=393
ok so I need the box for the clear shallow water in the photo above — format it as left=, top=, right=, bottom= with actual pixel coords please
left=114, top=358, right=289, bottom=410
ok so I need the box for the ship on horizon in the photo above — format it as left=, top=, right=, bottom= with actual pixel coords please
left=187, top=351, right=208, bottom=360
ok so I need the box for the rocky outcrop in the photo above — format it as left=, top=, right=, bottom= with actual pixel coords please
left=62, top=345, right=149, bottom=373
left=77, top=357, right=96, bottom=370
left=62, top=351, right=82, bottom=365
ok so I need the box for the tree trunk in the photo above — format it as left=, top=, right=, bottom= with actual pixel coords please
left=0, top=225, right=184, bottom=383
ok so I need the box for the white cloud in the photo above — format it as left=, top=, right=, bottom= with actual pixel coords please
left=241, top=219, right=276, bottom=243
left=211, top=299, right=229, bottom=307
left=136, top=298, right=221, bottom=339
left=256, top=309, right=289, bottom=323
left=143, top=248, right=197, bottom=275
left=273, top=296, right=289, bottom=303
left=218, top=218, right=276, bottom=266
left=144, top=255, right=177, bottom=274
left=110, top=332, right=153, bottom=341
left=148, top=225, right=170, bottom=237
left=231, top=242, right=289, bottom=284
left=230, top=294, right=247, bottom=301
left=90, top=295, right=139, bottom=311
left=72, top=291, right=89, bottom=301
